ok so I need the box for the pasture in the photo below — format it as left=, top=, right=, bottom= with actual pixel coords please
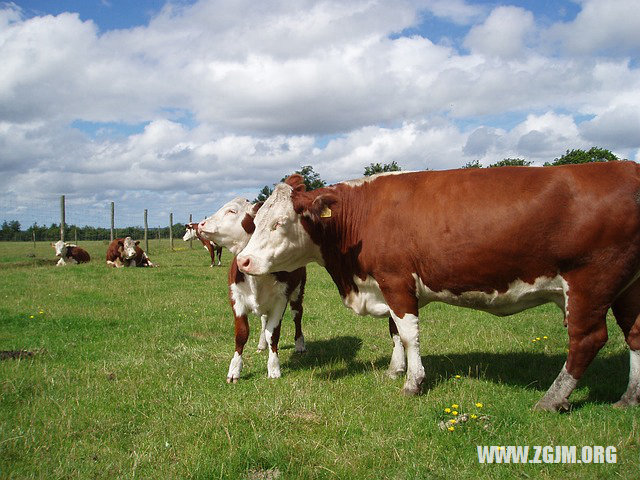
left=1, top=240, right=639, bottom=479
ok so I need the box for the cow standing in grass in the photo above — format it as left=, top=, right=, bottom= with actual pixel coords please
left=183, top=222, right=223, bottom=267
left=237, top=162, right=640, bottom=411
left=51, top=240, right=90, bottom=266
left=198, top=197, right=306, bottom=383
left=106, top=237, right=154, bottom=268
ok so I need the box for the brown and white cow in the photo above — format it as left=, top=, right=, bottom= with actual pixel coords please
left=51, top=240, right=90, bottom=266
left=106, top=237, right=154, bottom=268
left=183, top=222, right=223, bottom=266
left=198, top=197, right=306, bottom=382
left=237, top=161, right=640, bottom=411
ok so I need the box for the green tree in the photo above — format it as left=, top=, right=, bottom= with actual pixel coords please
left=543, top=147, right=618, bottom=166
left=364, top=161, right=402, bottom=176
left=488, top=158, right=532, bottom=168
left=461, top=160, right=482, bottom=169
left=254, top=185, right=274, bottom=203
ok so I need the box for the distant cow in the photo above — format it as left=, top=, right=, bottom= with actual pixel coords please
left=237, top=162, right=640, bottom=411
left=183, top=223, right=223, bottom=266
left=51, top=240, right=90, bottom=266
left=198, top=197, right=306, bottom=383
left=106, top=237, right=154, bottom=268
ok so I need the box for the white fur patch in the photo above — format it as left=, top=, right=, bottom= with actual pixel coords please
left=227, top=352, right=243, bottom=381
left=341, top=170, right=414, bottom=187
left=342, top=276, right=390, bottom=317
left=413, top=273, right=568, bottom=317
left=230, top=275, right=288, bottom=317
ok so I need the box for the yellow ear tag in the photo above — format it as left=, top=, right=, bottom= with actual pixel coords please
left=320, top=206, right=332, bottom=218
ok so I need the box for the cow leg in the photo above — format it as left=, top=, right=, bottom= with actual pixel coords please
left=290, top=284, right=306, bottom=353
left=264, top=305, right=286, bottom=378
left=612, top=279, right=640, bottom=407
left=216, top=247, right=222, bottom=266
left=387, top=317, right=406, bottom=379
left=535, top=290, right=609, bottom=412
left=56, top=258, right=65, bottom=266
left=227, top=313, right=249, bottom=383
left=390, top=310, right=425, bottom=395
left=257, top=314, right=268, bottom=352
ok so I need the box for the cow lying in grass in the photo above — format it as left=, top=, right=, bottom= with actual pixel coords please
left=198, top=197, right=306, bottom=383
left=237, top=162, right=640, bottom=411
left=106, top=237, right=154, bottom=268
left=183, top=222, right=223, bottom=266
left=51, top=240, right=90, bottom=266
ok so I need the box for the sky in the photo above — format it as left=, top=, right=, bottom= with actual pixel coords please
left=2, top=0, right=640, bottom=227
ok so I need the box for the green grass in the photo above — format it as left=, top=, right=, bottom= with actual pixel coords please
left=1, top=240, right=639, bottom=479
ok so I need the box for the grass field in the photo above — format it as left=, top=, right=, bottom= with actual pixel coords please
left=1, top=240, right=639, bottom=479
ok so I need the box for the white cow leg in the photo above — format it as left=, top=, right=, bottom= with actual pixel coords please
left=264, top=308, right=286, bottom=379
left=534, top=363, right=578, bottom=412
left=227, top=352, right=243, bottom=383
left=387, top=317, right=406, bottom=379
left=614, top=350, right=640, bottom=407
left=391, top=311, right=424, bottom=395
left=56, top=258, right=65, bottom=266
left=257, top=314, right=268, bottom=352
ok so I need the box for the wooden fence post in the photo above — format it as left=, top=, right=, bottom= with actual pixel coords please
left=110, top=201, right=115, bottom=242
left=189, top=213, right=193, bottom=249
left=60, top=195, right=65, bottom=241
left=144, top=209, right=149, bottom=253
left=169, top=213, right=174, bottom=251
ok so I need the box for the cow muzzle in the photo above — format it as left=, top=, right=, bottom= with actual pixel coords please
left=236, top=254, right=267, bottom=275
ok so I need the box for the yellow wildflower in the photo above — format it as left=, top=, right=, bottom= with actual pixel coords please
left=448, top=426, right=455, bottom=432
left=471, top=414, right=478, bottom=419
left=452, top=404, right=459, bottom=409
left=444, top=408, right=451, bottom=413
left=29, top=315, right=34, bottom=319
left=449, top=419, right=457, bottom=424
left=454, top=375, right=461, bottom=379
left=452, top=411, right=458, bottom=416
left=475, top=402, right=483, bottom=408
left=543, top=336, right=548, bottom=339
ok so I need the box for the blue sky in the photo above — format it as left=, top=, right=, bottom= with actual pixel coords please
left=2, top=0, right=640, bottom=227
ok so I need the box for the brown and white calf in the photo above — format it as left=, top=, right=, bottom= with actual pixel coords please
left=237, top=161, right=640, bottom=411
left=198, top=197, right=306, bottom=382
left=183, top=223, right=223, bottom=266
left=51, top=240, right=90, bottom=266
left=106, top=237, right=154, bottom=268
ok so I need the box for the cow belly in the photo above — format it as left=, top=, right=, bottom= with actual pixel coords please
left=414, top=274, right=568, bottom=316
left=342, top=274, right=568, bottom=318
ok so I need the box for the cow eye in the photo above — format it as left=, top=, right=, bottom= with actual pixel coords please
left=272, top=221, right=281, bottom=231
left=226, top=209, right=236, bottom=215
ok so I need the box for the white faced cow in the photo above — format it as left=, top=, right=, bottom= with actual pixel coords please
left=183, top=223, right=223, bottom=266
left=237, top=162, right=640, bottom=411
left=51, top=240, right=90, bottom=266
left=198, top=197, right=306, bottom=383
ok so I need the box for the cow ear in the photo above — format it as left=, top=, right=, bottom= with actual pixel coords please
left=135, top=240, right=140, bottom=246
left=310, top=193, right=338, bottom=221
left=251, top=201, right=264, bottom=216
left=285, top=174, right=306, bottom=193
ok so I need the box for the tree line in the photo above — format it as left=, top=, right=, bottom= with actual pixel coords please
left=0, top=221, right=187, bottom=243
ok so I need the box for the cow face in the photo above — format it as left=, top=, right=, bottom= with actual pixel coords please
left=199, top=197, right=258, bottom=255
left=183, top=224, right=198, bottom=242
left=51, top=240, right=66, bottom=257
left=122, top=237, right=138, bottom=260
left=237, top=176, right=324, bottom=275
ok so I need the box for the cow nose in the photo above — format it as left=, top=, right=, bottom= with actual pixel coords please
left=237, top=255, right=251, bottom=272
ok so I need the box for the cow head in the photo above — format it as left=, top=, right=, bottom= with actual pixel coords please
left=51, top=240, right=76, bottom=257
left=237, top=174, right=330, bottom=275
left=198, top=197, right=262, bottom=255
left=183, top=223, right=199, bottom=242
left=122, top=237, right=139, bottom=260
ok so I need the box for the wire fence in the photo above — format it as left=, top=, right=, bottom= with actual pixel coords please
left=0, top=195, right=201, bottom=250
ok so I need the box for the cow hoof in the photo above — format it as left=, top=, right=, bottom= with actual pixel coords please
left=387, top=369, right=404, bottom=380
left=256, top=346, right=267, bottom=353
left=533, top=399, right=570, bottom=412
left=401, top=385, right=421, bottom=396
left=267, top=371, right=281, bottom=379
left=226, top=376, right=239, bottom=384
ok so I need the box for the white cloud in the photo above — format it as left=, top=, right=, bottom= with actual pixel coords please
left=463, top=6, right=535, bottom=58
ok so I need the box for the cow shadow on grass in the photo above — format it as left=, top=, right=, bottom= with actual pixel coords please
left=417, top=350, right=629, bottom=408
left=283, top=336, right=389, bottom=380
left=284, top=336, right=630, bottom=407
